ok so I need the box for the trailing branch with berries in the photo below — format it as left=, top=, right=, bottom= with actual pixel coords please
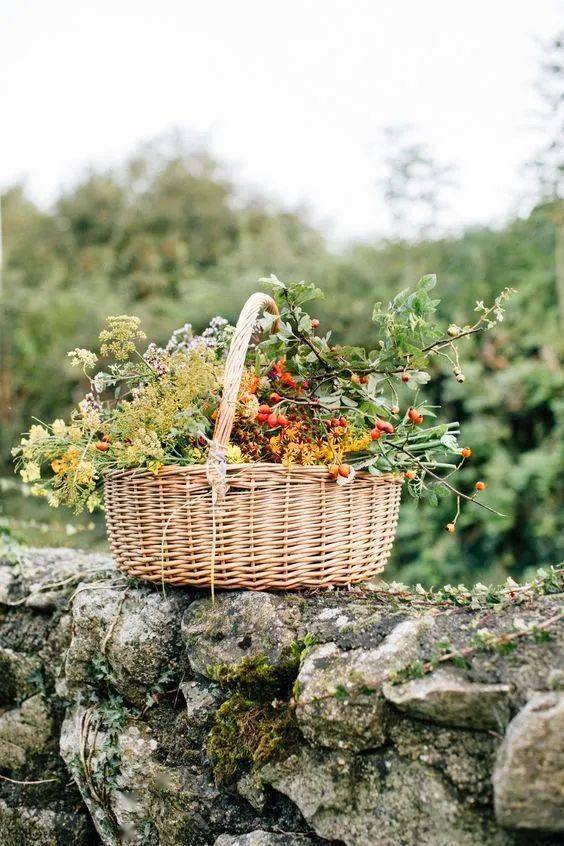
left=13, top=274, right=513, bottom=531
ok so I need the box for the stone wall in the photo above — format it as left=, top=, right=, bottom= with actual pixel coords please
left=0, top=548, right=562, bottom=846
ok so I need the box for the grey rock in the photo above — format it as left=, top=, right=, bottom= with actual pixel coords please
left=296, top=616, right=434, bottom=751
left=493, top=691, right=564, bottom=832
left=0, top=799, right=91, bottom=846
left=389, top=717, right=497, bottom=805
left=65, top=583, right=190, bottom=706
left=3, top=549, right=564, bottom=846
left=1, top=548, right=115, bottom=607
left=215, top=832, right=313, bottom=845
left=424, top=601, right=564, bottom=714
left=181, top=679, right=218, bottom=723
left=236, top=773, right=267, bottom=812
left=24, top=591, right=64, bottom=612
left=61, top=705, right=177, bottom=846
left=383, top=668, right=511, bottom=731
left=0, top=565, right=16, bottom=604
left=262, top=745, right=513, bottom=846
left=0, top=695, right=53, bottom=770
left=61, top=703, right=254, bottom=846
left=0, top=647, right=42, bottom=705
left=182, top=591, right=304, bottom=678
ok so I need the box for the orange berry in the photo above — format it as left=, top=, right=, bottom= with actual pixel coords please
left=267, top=413, right=279, bottom=427
left=328, top=464, right=339, bottom=480
left=259, top=404, right=271, bottom=415
left=277, top=414, right=289, bottom=427
left=351, top=374, right=361, bottom=385
left=311, top=318, right=320, bottom=329
left=338, top=463, right=351, bottom=478
left=475, top=481, right=486, bottom=491
left=445, top=523, right=456, bottom=533
left=404, top=470, right=416, bottom=480
left=281, top=373, right=296, bottom=388
left=339, top=417, right=348, bottom=427
left=370, top=427, right=382, bottom=440
left=461, top=447, right=472, bottom=459
left=360, top=375, right=368, bottom=384
left=408, top=408, right=423, bottom=425
left=95, top=441, right=110, bottom=452
left=390, top=405, right=400, bottom=415
left=401, top=372, right=411, bottom=382
left=269, top=392, right=282, bottom=404
left=257, top=413, right=268, bottom=423
left=380, top=421, right=395, bottom=435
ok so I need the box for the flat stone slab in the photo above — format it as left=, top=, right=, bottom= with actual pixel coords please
left=493, top=691, right=564, bottom=832
left=383, top=668, right=511, bottom=730
left=215, top=833, right=315, bottom=845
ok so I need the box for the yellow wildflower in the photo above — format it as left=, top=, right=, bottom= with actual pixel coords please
left=47, top=491, right=61, bottom=508
left=67, top=426, right=83, bottom=442
left=78, top=400, right=102, bottom=432
left=226, top=445, right=245, bottom=464
left=74, top=460, right=96, bottom=485
left=51, top=446, right=81, bottom=476
left=99, top=315, right=146, bottom=361
left=20, top=462, right=41, bottom=482
left=86, top=493, right=101, bottom=512
left=26, top=424, right=49, bottom=445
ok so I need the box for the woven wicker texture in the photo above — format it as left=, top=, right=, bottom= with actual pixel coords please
left=105, top=292, right=403, bottom=590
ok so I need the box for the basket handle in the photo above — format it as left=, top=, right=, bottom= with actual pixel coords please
left=209, top=292, right=280, bottom=452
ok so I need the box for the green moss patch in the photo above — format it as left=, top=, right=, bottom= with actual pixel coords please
left=207, top=693, right=299, bottom=785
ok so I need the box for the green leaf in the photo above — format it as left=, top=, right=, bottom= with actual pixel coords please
left=418, top=274, right=437, bottom=292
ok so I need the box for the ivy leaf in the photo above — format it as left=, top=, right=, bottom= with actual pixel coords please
left=417, top=274, right=437, bottom=292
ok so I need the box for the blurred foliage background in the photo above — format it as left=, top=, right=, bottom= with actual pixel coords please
left=1, top=37, right=562, bottom=588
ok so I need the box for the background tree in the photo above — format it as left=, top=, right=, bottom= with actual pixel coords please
left=1, top=44, right=562, bottom=586
left=381, top=125, right=456, bottom=242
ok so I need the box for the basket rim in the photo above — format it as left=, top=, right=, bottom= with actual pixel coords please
left=103, top=462, right=404, bottom=484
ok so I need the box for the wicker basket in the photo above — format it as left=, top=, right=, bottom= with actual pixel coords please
left=105, top=292, right=403, bottom=590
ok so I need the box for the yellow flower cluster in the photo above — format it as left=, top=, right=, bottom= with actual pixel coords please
left=263, top=425, right=372, bottom=468
left=111, top=430, right=166, bottom=473
left=109, top=346, right=219, bottom=442
left=188, top=445, right=248, bottom=465
left=99, top=315, right=146, bottom=360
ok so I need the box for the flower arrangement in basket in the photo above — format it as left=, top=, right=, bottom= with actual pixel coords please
left=14, top=275, right=512, bottom=590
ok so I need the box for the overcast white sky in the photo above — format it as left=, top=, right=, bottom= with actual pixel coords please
left=1, top=0, right=561, bottom=241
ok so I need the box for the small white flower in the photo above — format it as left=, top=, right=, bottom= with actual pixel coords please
left=52, top=419, right=67, bottom=437
left=20, top=462, right=41, bottom=482
left=27, top=424, right=48, bottom=444
left=68, top=348, right=98, bottom=370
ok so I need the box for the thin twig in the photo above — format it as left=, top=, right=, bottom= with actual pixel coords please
left=0, top=774, right=58, bottom=785
left=390, top=443, right=506, bottom=517
left=294, top=611, right=563, bottom=708
left=101, top=589, right=129, bottom=655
